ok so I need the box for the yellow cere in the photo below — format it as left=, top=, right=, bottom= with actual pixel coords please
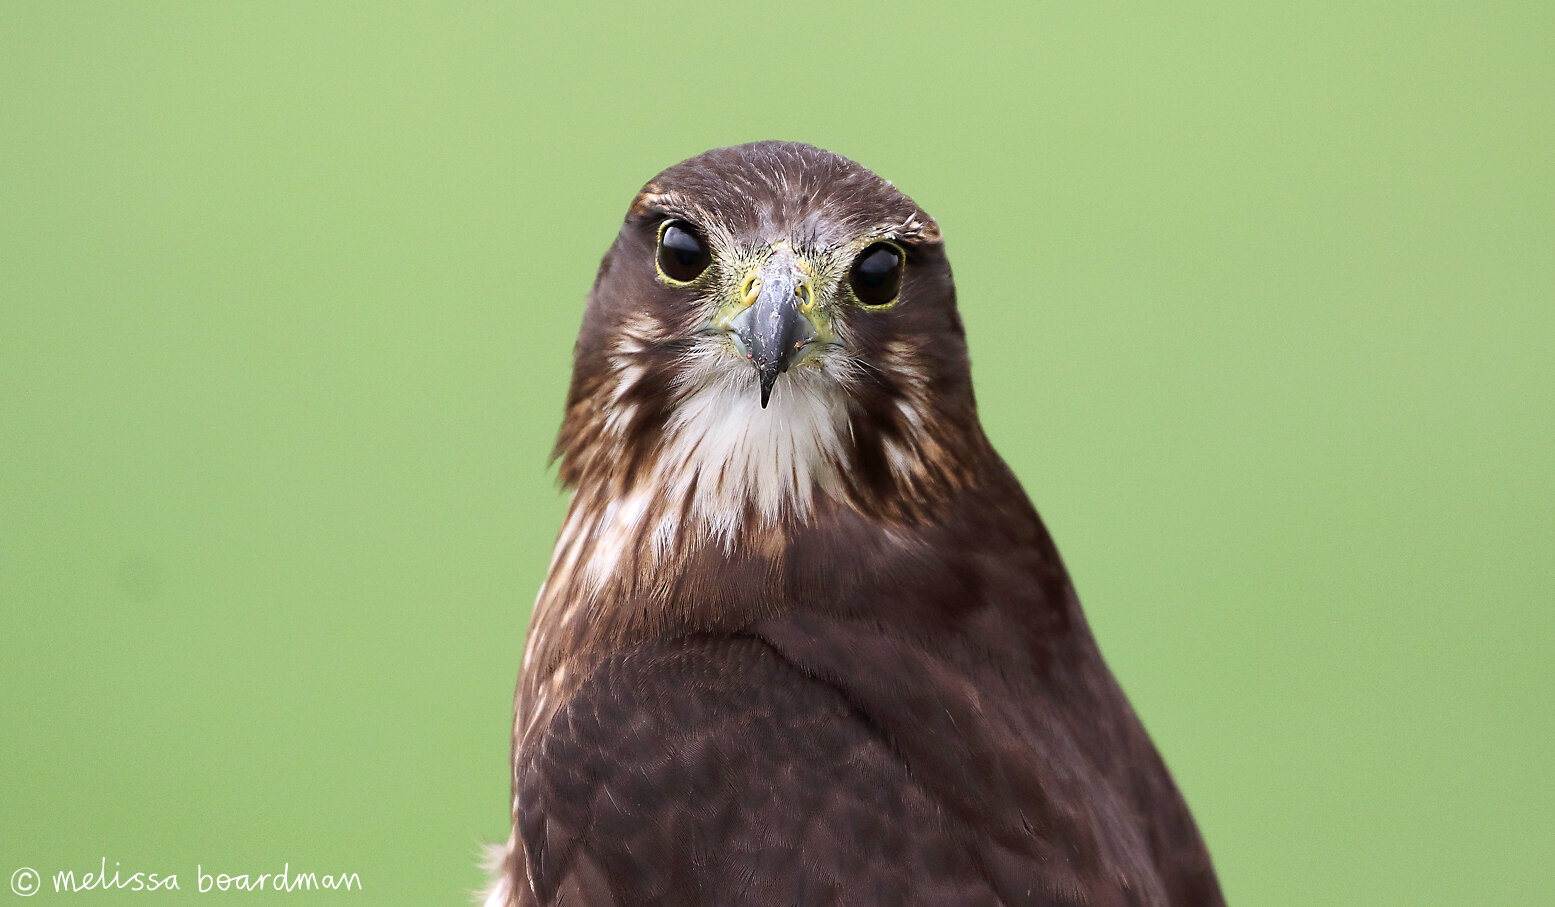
left=739, top=272, right=761, bottom=307
left=709, top=245, right=838, bottom=347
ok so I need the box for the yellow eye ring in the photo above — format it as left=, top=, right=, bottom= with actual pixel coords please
left=848, top=241, right=905, bottom=308
left=656, top=219, right=712, bottom=285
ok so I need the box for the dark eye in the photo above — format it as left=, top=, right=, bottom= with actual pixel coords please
left=657, top=220, right=711, bottom=283
left=849, top=242, right=903, bottom=306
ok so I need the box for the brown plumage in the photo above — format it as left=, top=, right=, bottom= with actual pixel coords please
left=487, top=141, right=1224, bottom=906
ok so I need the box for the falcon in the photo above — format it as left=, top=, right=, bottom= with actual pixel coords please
left=486, top=141, right=1224, bottom=907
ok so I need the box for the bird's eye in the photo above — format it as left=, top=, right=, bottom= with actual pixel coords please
left=848, top=242, right=903, bottom=307
left=656, top=220, right=712, bottom=283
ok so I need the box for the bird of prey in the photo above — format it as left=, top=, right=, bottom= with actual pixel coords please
left=486, top=141, right=1224, bottom=907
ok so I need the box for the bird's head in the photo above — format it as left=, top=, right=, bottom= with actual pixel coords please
left=623, top=145, right=954, bottom=411
left=556, top=142, right=991, bottom=548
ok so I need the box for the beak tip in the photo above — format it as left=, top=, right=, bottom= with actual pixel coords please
left=758, top=368, right=777, bottom=408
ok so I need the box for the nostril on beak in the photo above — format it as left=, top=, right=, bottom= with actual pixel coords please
left=740, top=273, right=762, bottom=307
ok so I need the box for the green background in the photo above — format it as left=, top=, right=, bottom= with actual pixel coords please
left=2, top=2, right=1550, bottom=904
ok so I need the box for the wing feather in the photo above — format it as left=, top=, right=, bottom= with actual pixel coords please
left=516, top=634, right=1007, bottom=906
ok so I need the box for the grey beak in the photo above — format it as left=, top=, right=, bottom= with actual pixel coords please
left=730, top=260, right=818, bottom=408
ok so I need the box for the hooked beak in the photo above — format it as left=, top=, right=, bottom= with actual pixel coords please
left=727, top=254, right=820, bottom=408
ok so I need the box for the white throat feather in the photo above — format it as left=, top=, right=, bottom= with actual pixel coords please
left=558, top=344, right=853, bottom=599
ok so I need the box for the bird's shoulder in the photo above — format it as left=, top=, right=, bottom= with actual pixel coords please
left=750, top=609, right=1223, bottom=907
left=516, top=632, right=1019, bottom=907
